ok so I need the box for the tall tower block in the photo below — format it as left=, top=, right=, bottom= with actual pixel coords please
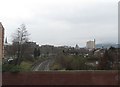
left=94, top=39, right=96, bottom=49
left=86, top=39, right=96, bottom=49
left=0, top=22, right=4, bottom=60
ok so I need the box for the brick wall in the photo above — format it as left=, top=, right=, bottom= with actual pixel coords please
left=0, top=22, right=4, bottom=60
left=2, top=70, right=119, bottom=85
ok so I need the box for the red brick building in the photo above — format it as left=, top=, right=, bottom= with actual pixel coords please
left=0, top=22, right=4, bottom=60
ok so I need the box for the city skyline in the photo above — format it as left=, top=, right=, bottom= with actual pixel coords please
left=0, top=0, right=118, bottom=47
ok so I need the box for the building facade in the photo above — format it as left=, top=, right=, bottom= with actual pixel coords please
left=0, top=22, right=4, bottom=59
left=86, top=39, right=96, bottom=49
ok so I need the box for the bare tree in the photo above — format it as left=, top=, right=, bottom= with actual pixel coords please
left=12, top=24, right=30, bottom=65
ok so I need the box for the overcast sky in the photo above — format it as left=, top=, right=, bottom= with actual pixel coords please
left=0, top=0, right=118, bottom=47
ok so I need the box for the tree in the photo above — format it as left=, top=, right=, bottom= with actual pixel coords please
left=37, top=48, right=40, bottom=57
left=12, top=24, right=30, bottom=65
left=34, top=48, right=40, bottom=58
left=34, top=48, right=38, bottom=58
left=98, top=50, right=111, bottom=70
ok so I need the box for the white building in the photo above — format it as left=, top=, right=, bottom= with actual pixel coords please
left=86, top=39, right=96, bottom=49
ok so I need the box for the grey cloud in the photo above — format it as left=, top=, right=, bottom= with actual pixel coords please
left=2, top=0, right=118, bottom=46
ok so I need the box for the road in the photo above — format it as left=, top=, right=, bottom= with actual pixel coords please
left=33, top=59, right=54, bottom=71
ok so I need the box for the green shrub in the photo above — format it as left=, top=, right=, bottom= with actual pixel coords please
left=2, top=64, right=13, bottom=72
left=2, top=64, right=21, bottom=73
left=9, top=65, right=21, bottom=73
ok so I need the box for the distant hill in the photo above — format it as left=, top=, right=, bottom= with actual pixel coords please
left=96, top=43, right=120, bottom=48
